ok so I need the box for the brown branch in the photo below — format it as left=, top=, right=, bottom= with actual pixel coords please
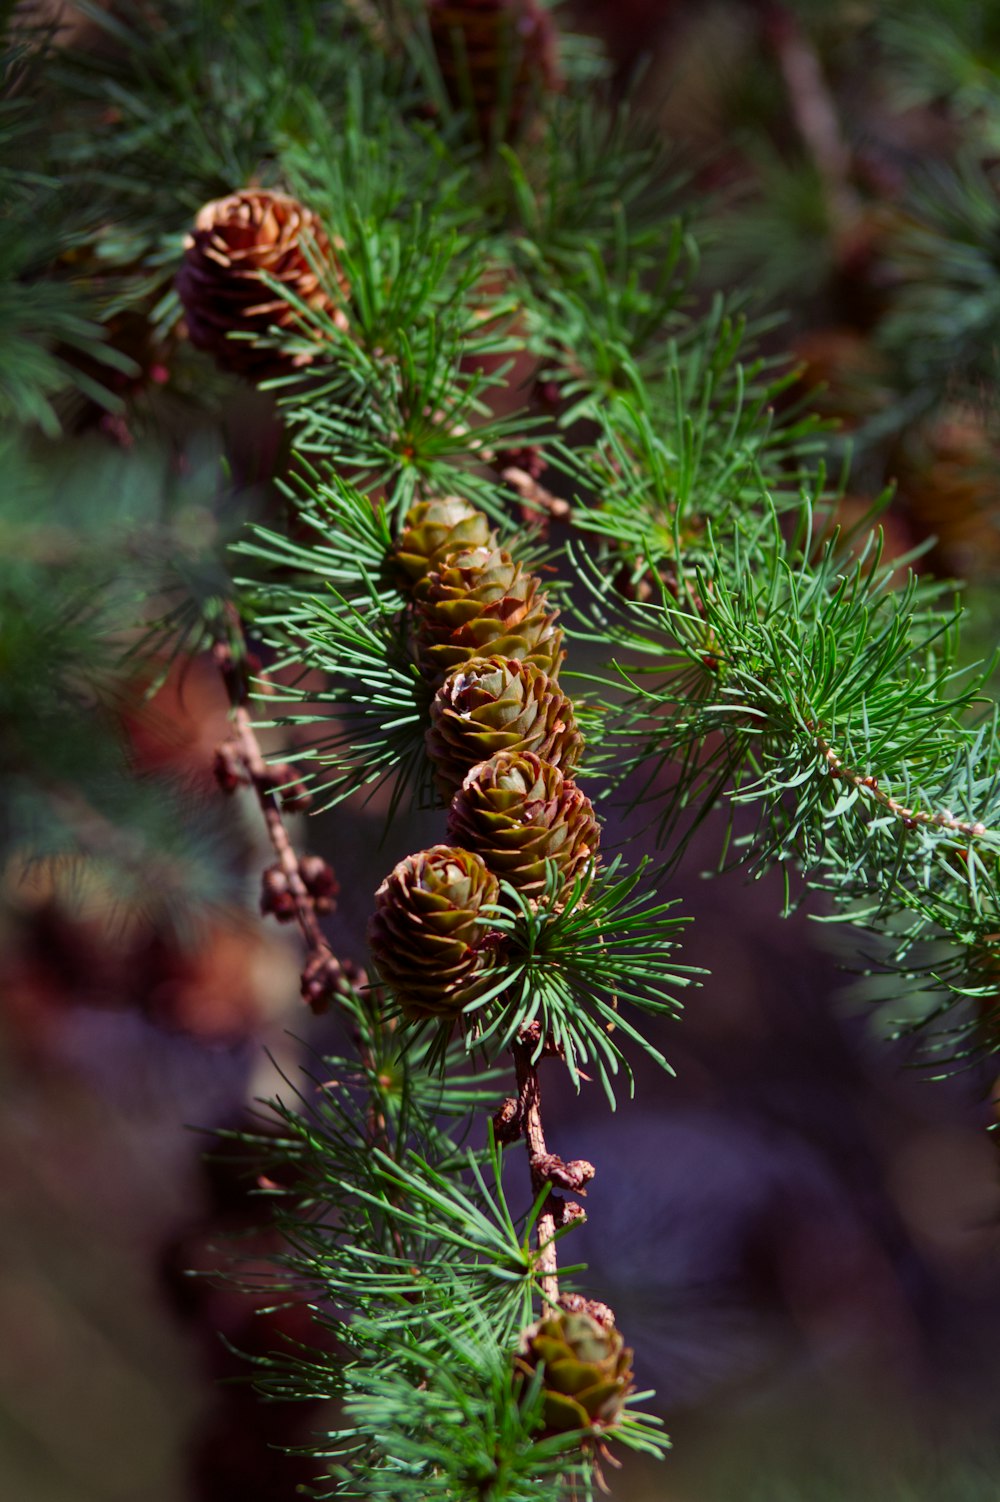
left=817, top=734, right=990, bottom=840
left=212, top=636, right=356, bottom=1011
left=508, top=1033, right=591, bottom=1308
left=512, top=1040, right=560, bottom=1306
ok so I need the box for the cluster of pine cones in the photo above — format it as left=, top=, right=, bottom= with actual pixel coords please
left=368, top=495, right=600, bottom=1022
left=171, top=2, right=633, bottom=1450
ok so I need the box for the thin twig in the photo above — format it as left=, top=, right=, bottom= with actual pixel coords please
left=500, top=465, right=573, bottom=523
left=817, top=734, right=990, bottom=840
left=215, top=644, right=327, bottom=946
left=512, top=1039, right=561, bottom=1306
left=213, top=635, right=354, bottom=1008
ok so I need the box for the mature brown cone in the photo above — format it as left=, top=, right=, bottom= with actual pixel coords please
left=426, top=655, right=583, bottom=797
left=393, top=497, right=495, bottom=587
left=414, top=545, right=563, bottom=684
left=367, top=844, right=500, bottom=1020
left=515, top=1309, right=634, bottom=1435
left=176, top=189, right=347, bottom=378
left=447, top=751, right=598, bottom=900
left=427, top=0, right=561, bottom=143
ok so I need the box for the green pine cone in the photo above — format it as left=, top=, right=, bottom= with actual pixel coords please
left=393, top=497, right=495, bottom=587
left=414, top=545, right=563, bottom=684
left=516, top=1310, right=634, bottom=1435
left=446, top=750, right=598, bottom=900
left=368, top=844, right=500, bottom=1020
left=425, top=656, right=583, bottom=798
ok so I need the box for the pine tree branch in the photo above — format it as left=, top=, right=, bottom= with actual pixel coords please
left=815, top=730, right=991, bottom=840
left=212, top=631, right=358, bottom=1011
left=508, top=1028, right=594, bottom=1310
left=512, top=1037, right=561, bottom=1307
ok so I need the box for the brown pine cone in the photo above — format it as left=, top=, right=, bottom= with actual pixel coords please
left=426, top=655, right=583, bottom=798
left=413, top=545, right=563, bottom=685
left=446, top=750, right=598, bottom=900
left=427, top=0, right=561, bottom=143
left=176, top=189, right=348, bottom=378
left=393, top=497, right=495, bottom=587
left=368, top=844, right=500, bottom=1020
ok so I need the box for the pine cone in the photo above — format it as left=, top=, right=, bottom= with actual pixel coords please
left=393, top=497, right=495, bottom=587
left=426, top=655, right=583, bottom=798
left=368, top=844, right=500, bottom=1020
left=446, top=751, right=598, bottom=900
left=515, top=1309, right=634, bottom=1435
left=414, top=545, right=563, bottom=684
left=427, top=0, right=560, bottom=143
left=176, top=189, right=347, bottom=378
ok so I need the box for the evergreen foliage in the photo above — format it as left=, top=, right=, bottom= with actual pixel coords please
left=4, top=0, right=1000, bottom=1497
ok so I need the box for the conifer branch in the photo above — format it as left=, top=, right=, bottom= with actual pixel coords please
left=509, top=1032, right=584, bottom=1308
left=816, top=731, right=991, bottom=840
left=24, top=0, right=1000, bottom=1492
left=212, top=632, right=356, bottom=1011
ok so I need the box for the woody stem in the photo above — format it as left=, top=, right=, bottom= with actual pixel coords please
left=815, top=733, right=990, bottom=840
left=214, top=639, right=331, bottom=956
left=512, top=1040, right=560, bottom=1306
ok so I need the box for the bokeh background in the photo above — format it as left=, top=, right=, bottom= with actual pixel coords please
left=4, top=2, right=1000, bottom=1499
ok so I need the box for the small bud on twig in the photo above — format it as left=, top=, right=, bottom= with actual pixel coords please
left=558, top=1292, right=615, bottom=1327
left=531, top=1152, right=596, bottom=1194
left=301, top=949, right=350, bottom=1013
left=261, top=864, right=297, bottom=922
left=493, top=1096, right=521, bottom=1144
left=213, top=741, right=250, bottom=794
left=299, top=854, right=339, bottom=913
left=259, top=762, right=314, bottom=812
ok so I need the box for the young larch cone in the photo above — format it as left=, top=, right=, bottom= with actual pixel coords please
left=413, top=545, right=563, bottom=684
left=176, top=189, right=347, bottom=378
left=426, top=655, right=583, bottom=798
left=446, top=750, right=598, bottom=900
left=392, top=496, right=495, bottom=587
left=367, top=844, right=500, bottom=1020
left=427, top=0, right=561, bottom=143
left=515, top=1309, right=634, bottom=1435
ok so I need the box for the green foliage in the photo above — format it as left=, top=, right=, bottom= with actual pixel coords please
left=0, top=433, right=241, bottom=933
left=0, top=19, right=137, bottom=432
left=576, top=497, right=1000, bottom=1051
left=879, top=0, right=1000, bottom=132
left=876, top=154, right=1000, bottom=412
left=9, top=0, right=1000, bottom=1494
left=52, top=0, right=396, bottom=246
left=241, top=1014, right=668, bottom=1499
left=458, top=860, right=696, bottom=1103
